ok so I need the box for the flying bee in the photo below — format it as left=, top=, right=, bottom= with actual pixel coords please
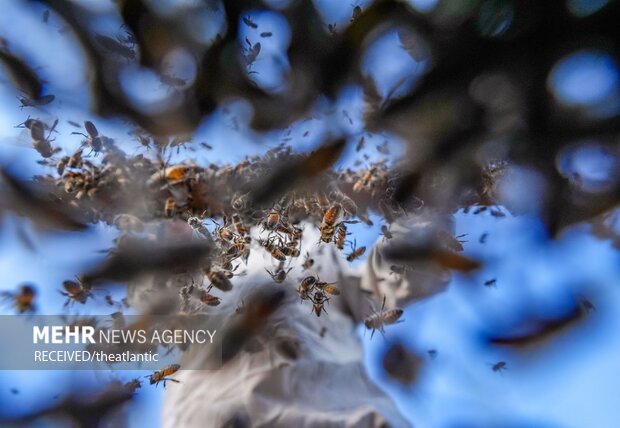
left=60, top=277, right=93, bottom=306
left=145, top=364, right=181, bottom=388
left=311, top=291, right=329, bottom=317
left=297, top=276, right=317, bottom=300
left=199, top=290, right=221, bottom=306
left=29, top=118, right=59, bottom=158
left=335, top=223, right=347, bottom=250
left=364, top=295, right=404, bottom=338
left=71, top=121, right=103, bottom=154
left=230, top=213, right=247, bottom=236
left=302, top=252, right=314, bottom=271
left=164, top=197, right=175, bottom=218
left=205, top=269, right=233, bottom=292
left=346, top=240, right=366, bottom=262
left=380, top=225, right=392, bottom=240
left=259, top=238, right=286, bottom=262
left=1, top=284, right=36, bottom=313
left=265, top=262, right=293, bottom=284
left=489, top=361, right=507, bottom=373
left=319, top=204, right=342, bottom=243
left=242, top=16, right=258, bottom=29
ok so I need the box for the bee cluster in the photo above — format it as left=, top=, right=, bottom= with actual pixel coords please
left=3, top=111, right=420, bottom=336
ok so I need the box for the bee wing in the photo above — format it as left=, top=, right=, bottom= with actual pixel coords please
left=0, top=49, right=43, bottom=99
left=486, top=303, right=586, bottom=350
left=0, top=166, right=87, bottom=232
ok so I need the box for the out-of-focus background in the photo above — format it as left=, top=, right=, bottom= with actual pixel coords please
left=1, top=0, right=620, bottom=427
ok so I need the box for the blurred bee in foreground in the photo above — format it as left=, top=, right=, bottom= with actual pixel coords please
left=364, top=296, right=403, bottom=338
left=124, top=378, right=142, bottom=393
left=205, top=269, right=234, bottom=292
left=1, top=284, right=36, bottom=313
left=146, top=364, right=181, bottom=387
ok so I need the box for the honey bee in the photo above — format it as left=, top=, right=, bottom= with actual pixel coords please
left=265, top=262, right=293, bottom=284
left=297, top=275, right=317, bottom=300
left=489, top=361, right=507, bottom=373
left=71, top=121, right=103, bottom=154
left=259, top=238, right=286, bottom=262
left=199, top=289, right=221, bottom=306
left=280, top=241, right=300, bottom=257
left=346, top=240, right=366, bottom=262
left=1, top=284, right=36, bottom=313
left=29, top=118, right=59, bottom=158
left=311, top=291, right=329, bottom=317
left=263, top=210, right=281, bottom=230
left=320, top=204, right=342, bottom=243
left=364, top=296, right=404, bottom=338
left=302, top=252, right=314, bottom=271
left=225, top=237, right=250, bottom=262
left=212, top=219, right=235, bottom=242
left=60, top=277, right=93, bottom=306
left=164, top=198, right=175, bottom=218
left=205, top=269, right=233, bottom=292
left=335, top=223, right=347, bottom=250
left=145, top=364, right=181, bottom=388
left=188, top=216, right=211, bottom=240
left=380, top=225, right=392, bottom=240
left=68, top=149, right=83, bottom=169
left=231, top=213, right=247, bottom=236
